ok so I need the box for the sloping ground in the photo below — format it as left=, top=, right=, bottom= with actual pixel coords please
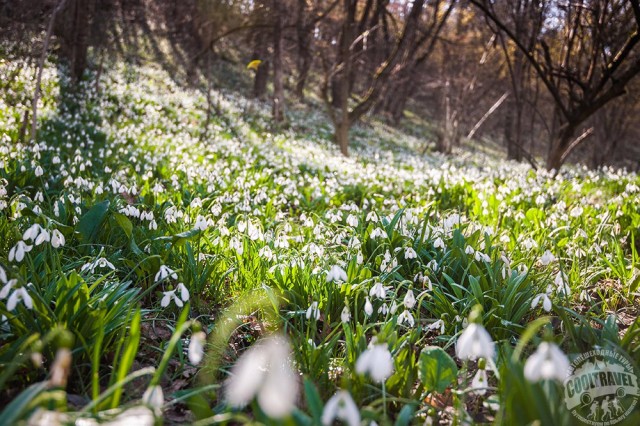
left=0, top=61, right=639, bottom=424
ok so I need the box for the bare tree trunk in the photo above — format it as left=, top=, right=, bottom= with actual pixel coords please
left=272, top=0, right=285, bottom=122
left=252, top=34, right=270, bottom=100
left=335, top=118, right=350, bottom=156
left=295, top=0, right=313, bottom=100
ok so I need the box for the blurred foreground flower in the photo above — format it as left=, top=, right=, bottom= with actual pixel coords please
left=456, top=323, right=495, bottom=360
left=322, top=390, right=360, bottom=426
left=356, top=340, right=394, bottom=383
left=326, top=265, right=347, bottom=283
left=225, top=334, right=298, bottom=418
left=523, top=342, right=570, bottom=382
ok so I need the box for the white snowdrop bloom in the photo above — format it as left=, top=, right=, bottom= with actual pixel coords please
left=149, top=219, right=158, bottom=230
left=369, top=281, right=386, bottom=299
left=0, top=265, right=7, bottom=284
left=524, top=342, right=570, bottom=382
left=356, top=343, right=394, bottom=383
left=427, top=259, right=438, bottom=271
left=326, top=265, right=347, bottom=283
left=188, top=331, right=206, bottom=365
left=341, top=305, right=351, bottom=323
left=531, top=293, right=552, bottom=312
left=369, top=227, right=388, bottom=239
left=258, top=246, right=275, bottom=261
left=9, top=241, right=33, bottom=262
left=366, top=211, right=378, bottom=222
left=176, top=283, right=190, bottom=302
left=397, top=310, right=415, bottom=327
left=23, top=223, right=43, bottom=241
left=306, top=301, right=320, bottom=320
left=470, top=368, right=488, bottom=396
left=404, top=247, right=417, bottom=259
left=402, top=289, right=416, bottom=308
left=356, top=251, right=364, bottom=264
left=194, top=215, right=209, bottom=231
left=364, top=297, right=373, bottom=316
left=51, top=230, right=65, bottom=248
left=535, top=194, right=546, bottom=205
left=34, top=165, right=44, bottom=177
left=474, top=251, right=490, bottom=263
left=35, top=229, right=51, bottom=246
left=247, top=222, right=262, bottom=240
left=322, top=390, right=360, bottom=426
left=0, top=279, right=17, bottom=299
left=427, top=319, right=445, bottom=335
left=230, top=237, right=244, bottom=255
left=154, top=265, right=178, bottom=283
left=456, top=323, right=495, bottom=360
left=160, top=290, right=183, bottom=308
left=569, top=206, right=583, bottom=218
left=433, top=237, right=445, bottom=249
left=554, top=271, right=571, bottom=296
left=7, top=286, right=33, bottom=311
left=50, top=347, right=72, bottom=388
left=539, top=250, right=555, bottom=266
left=225, top=334, right=298, bottom=419
left=346, top=214, right=358, bottom=227
left=465, top=245, right=475, bottom=255
left=378, top=303, right=389, bottom=315
left=142, top=385, right=164, bottom=413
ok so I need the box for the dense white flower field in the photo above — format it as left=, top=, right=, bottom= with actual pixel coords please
left=0, top=58, right=638, bottom=425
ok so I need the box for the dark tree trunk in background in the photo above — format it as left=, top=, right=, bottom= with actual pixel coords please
left=272, top=0, right=285, bottom=122
left=55, top=0, right=95, bottom=83
left=252, top=33, right=270, bottom=100
left=295, top=0, right=313, bottom=100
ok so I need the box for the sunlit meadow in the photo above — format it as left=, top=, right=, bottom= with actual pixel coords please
left=1, top=57, right=639, bottom=425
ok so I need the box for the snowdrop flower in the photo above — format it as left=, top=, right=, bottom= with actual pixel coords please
left=369, top=281, right=386, bottom=299
left=226, top=334, right=298, bottom=419
left=465, top=245, right=475, bottom=255
left=154, top=265, right=178, bottom=283
left=49, top=348, right=72, bottom=388
left=427, top=319, right=445, bottom=334
left=346, top=214, right=358, bottom=227
left=356, top=342, right=394, bottom=383
left=7, top=286, right=33, bottom=310
left=366, top=211, right=378, bottom=222
left=194, top=215, right=209, bottom=231
left=9, top=241, right=33, bottom=262
left=322, top=390, right=360, bottom=426
left=188, top=331, right=206, bottom=365
left=0, top=266, right=6, bottom=284
left=539, top=250, right=555, bottom=266
left=0, top=279, right=15, bottom=299
left=306, top=301, right=320, bottom=320
left=403, top=289, right=416, bottom=309
left=160, top=290, right=183, bottom=308
left=364, top=297, right=373, bottom=316
left=470, top=367, right=488, bottom=396
left=378, top=302, right=389, bottom=315
left=341, top=305, right=351, bottom=323
left=554, top=271, right=571, bottom=296
left=524, top=342, right=570, bottom=382
left=35, top=229, right=51, bottom=246
left=456, top=323, right=495, bottom=360
left=326, top=265, right=347, bottom=283
left=176, top=283, right=190, bottom=302
left=23, top=223, right=43, bottom=241
left=531, top=292, right=552, bottom=312
left=142, top=385, right=164, bottom=414
left=35, top=165, right=44, bottom=177
left=433, top=237, right=445, bottom=249
left=404, top=247, right=417, bottom=259
left=397, top=310, right=415, bottom=327
left=51, top=230, right=65, bottom=248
